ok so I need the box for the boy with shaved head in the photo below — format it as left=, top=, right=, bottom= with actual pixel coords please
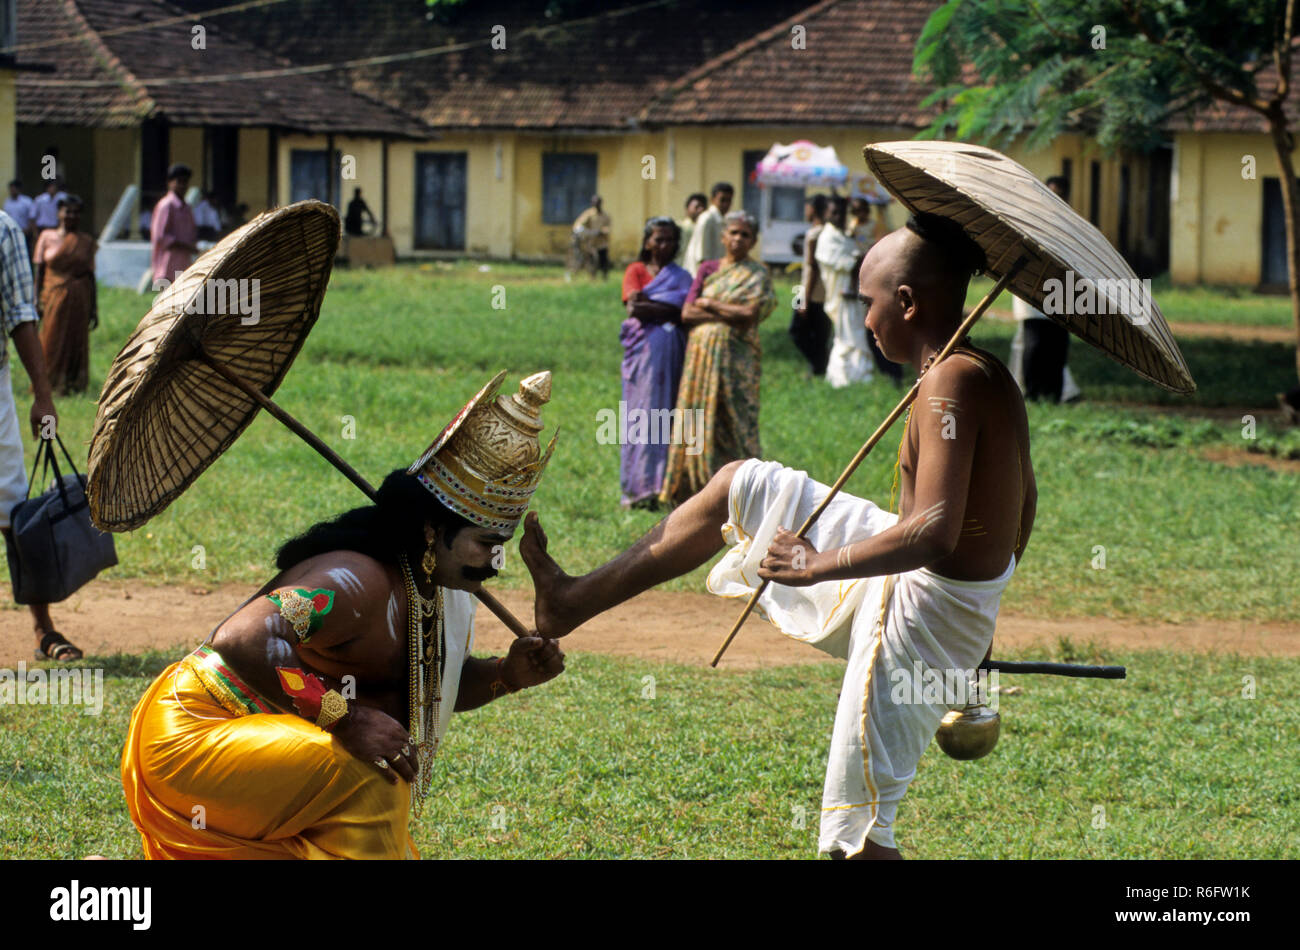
left=523, top=213, right=1035, bottom=859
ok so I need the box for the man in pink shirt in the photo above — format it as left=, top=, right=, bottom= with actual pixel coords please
left=151, top=163, right=198, bottom=287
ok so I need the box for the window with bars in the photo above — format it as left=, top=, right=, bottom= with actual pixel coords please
left=542, top=153, right=597, bottom=225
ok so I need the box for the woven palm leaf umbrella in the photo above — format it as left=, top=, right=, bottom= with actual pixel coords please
left=712, top=140, right=1196, bottom=668
left=863, top=140, right=1193, bottom=393
left=87, top=199, right=529, bottom=636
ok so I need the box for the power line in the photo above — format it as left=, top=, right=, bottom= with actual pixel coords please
left=19, top=0, right=677, bottom=87
left=0, top=0, right=296, bottom=55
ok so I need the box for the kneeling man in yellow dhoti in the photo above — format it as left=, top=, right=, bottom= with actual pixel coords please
left=122, top=371, right=564, bottom=859
left=522, top=215, right=1035, bottom=859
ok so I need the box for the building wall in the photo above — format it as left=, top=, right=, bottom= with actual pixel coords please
left=91, top=126, right=139, bottom=237
left=0, top=70, right=14, bottom=186
left=1006, top=135, right=1139, bottom=242
left=1006, top=134, right=1167, bottom=279
left=277, top=133, right=386, bottom=230
left=265, top=124, right=1173, bottom=272
left=387, top=134, right=509, bottom=256
left=1169, top=132, right=1278, bottom=286
left=500, top=125, right=930, bottom=261
left=17, top=123, right=95, bottom=221
left=510, top=132, right=627, bottom=258
left=237, top=126, right=270, bottom=217
left=169, top=126, right=204, bottom=183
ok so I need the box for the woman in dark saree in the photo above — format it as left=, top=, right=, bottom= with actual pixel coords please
left=33, top=194, right=97, bottom=395
left=618, top=216, right=692, bottom=508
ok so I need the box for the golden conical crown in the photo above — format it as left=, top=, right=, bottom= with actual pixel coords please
left=409, top=371, right=557, bottom=534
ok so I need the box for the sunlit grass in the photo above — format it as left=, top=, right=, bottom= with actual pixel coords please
left=2, top=647, right=1295, bottom=859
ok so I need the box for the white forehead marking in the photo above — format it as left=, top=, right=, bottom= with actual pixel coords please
left=326, top=567, right=365, bottom=598
left=386, top=591, right=399, bottom=642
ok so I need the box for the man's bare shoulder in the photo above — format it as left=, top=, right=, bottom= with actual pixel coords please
left=918, top=350, right=1001, bottom=406
left=257, top=551, right=402, bottom=648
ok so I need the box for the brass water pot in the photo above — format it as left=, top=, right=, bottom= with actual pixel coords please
left=935, top=703, right=1000, bottom=760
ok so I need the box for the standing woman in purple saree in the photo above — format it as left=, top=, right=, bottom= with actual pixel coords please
left=618, top=217, right=692, bottom=508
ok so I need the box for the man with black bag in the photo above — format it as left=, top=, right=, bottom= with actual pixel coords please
left=0, top=207, right=78, bottom=660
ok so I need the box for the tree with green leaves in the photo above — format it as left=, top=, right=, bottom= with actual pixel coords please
left=914, top=0, right=1300, bottom=404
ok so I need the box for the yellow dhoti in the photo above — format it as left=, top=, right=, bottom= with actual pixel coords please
left=121, top=646, right=416, bottom=860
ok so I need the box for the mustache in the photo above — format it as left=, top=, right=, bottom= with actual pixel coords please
left=461, top=564, right=499, bottom=582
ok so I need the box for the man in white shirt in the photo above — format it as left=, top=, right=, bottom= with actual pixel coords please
left=678, top=192, right=707, bottom=265
left=194, top=191, right=222, bottom=240
left=32, top=179, right=67, bottom=233
left=681, top=182, right=733, bottom=277
left=4, top=181, right=35, bottom=254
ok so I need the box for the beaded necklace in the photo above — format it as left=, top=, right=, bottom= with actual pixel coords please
left=399, top=552, right=445, bottom=812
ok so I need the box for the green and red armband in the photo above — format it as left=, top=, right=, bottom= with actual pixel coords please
left=276, top=666, right=350, bottom=732
left=267, top=588, right=335, bottom=643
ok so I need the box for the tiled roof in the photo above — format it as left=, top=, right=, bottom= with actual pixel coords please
left=641, top=0, right=941, bottom=127
left=14, top=0, right=149, bottom=126
left=15, top=0, right=430, bottom=136
left=164, top=0, right=820, bottom=130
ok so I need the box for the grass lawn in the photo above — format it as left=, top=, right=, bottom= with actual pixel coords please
left=968, top=273, right=1299, bottom=328
left=1, top=644, right=1295, bottom=859
left=5, top=261, right=1295, bottom=623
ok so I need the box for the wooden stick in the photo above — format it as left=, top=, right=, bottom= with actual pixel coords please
left=980, top=660, right=1126, bottom=679
left=199, top=353, right=380, bottom=502
left=710, top=258, right=1028, bottom=668
left=197, top=352, right=533, bottom=639
left=475, top=587, right=531, bottom=638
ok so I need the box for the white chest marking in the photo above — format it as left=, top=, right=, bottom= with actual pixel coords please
left=386, top=591, right=399, bottom=642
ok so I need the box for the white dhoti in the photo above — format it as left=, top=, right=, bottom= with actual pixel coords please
left=815, top=223, right=872, bottom=389
left=708, top=459, right=1015, bottom=853
left=824, top=291, right=873, bottom=390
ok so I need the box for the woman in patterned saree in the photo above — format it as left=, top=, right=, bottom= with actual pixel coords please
left=660, top=210, right=776, bottom=506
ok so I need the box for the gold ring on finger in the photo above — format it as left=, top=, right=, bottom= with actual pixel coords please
left=374, top=758, right=390, bottom=770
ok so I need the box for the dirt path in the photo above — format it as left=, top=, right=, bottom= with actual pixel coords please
left=4, top=581, right=1296, bottom=670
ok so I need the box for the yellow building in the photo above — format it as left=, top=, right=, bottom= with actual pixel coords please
left=14, top=0, right=425, bottom=240
left=23, top=0, right=1181, bottom=284
left=253, top=0, right=1163, bottom=275
left=1166, top=129, right=1295, bottom=289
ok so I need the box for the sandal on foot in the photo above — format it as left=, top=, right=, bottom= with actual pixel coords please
left=35, top=631, right=83, bottom=662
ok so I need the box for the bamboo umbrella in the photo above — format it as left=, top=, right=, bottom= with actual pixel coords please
left=711, top=141, right=1195, bottom=666
left=87, top=199, right=530, bottom=637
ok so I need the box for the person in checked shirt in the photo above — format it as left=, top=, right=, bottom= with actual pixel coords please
left=0, top=207, right=77, bottom=660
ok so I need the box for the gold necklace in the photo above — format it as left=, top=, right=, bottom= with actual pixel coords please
left=399, top=553, right=444, bottom=812
left=414, top=588, right=439, bottom=619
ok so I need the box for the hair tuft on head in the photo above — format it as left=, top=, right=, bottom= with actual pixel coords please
left=905, top=212, right=986, bottom=277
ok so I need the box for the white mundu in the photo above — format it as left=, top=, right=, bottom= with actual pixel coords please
left=815, top=223, right=873, bottom=388
left=708, top=458, right=1014, bottom=853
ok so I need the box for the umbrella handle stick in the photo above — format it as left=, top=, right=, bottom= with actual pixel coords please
left=710, top=258, right=1028, bottom=668
left=199, top=354, right=534, bottom=638
left=476, top=587, right=532, bottom=638
left=198, top=353, right=380, bottom=502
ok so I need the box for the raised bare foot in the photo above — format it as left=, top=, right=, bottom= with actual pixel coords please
left=519, top=511, right=584, bottom=638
